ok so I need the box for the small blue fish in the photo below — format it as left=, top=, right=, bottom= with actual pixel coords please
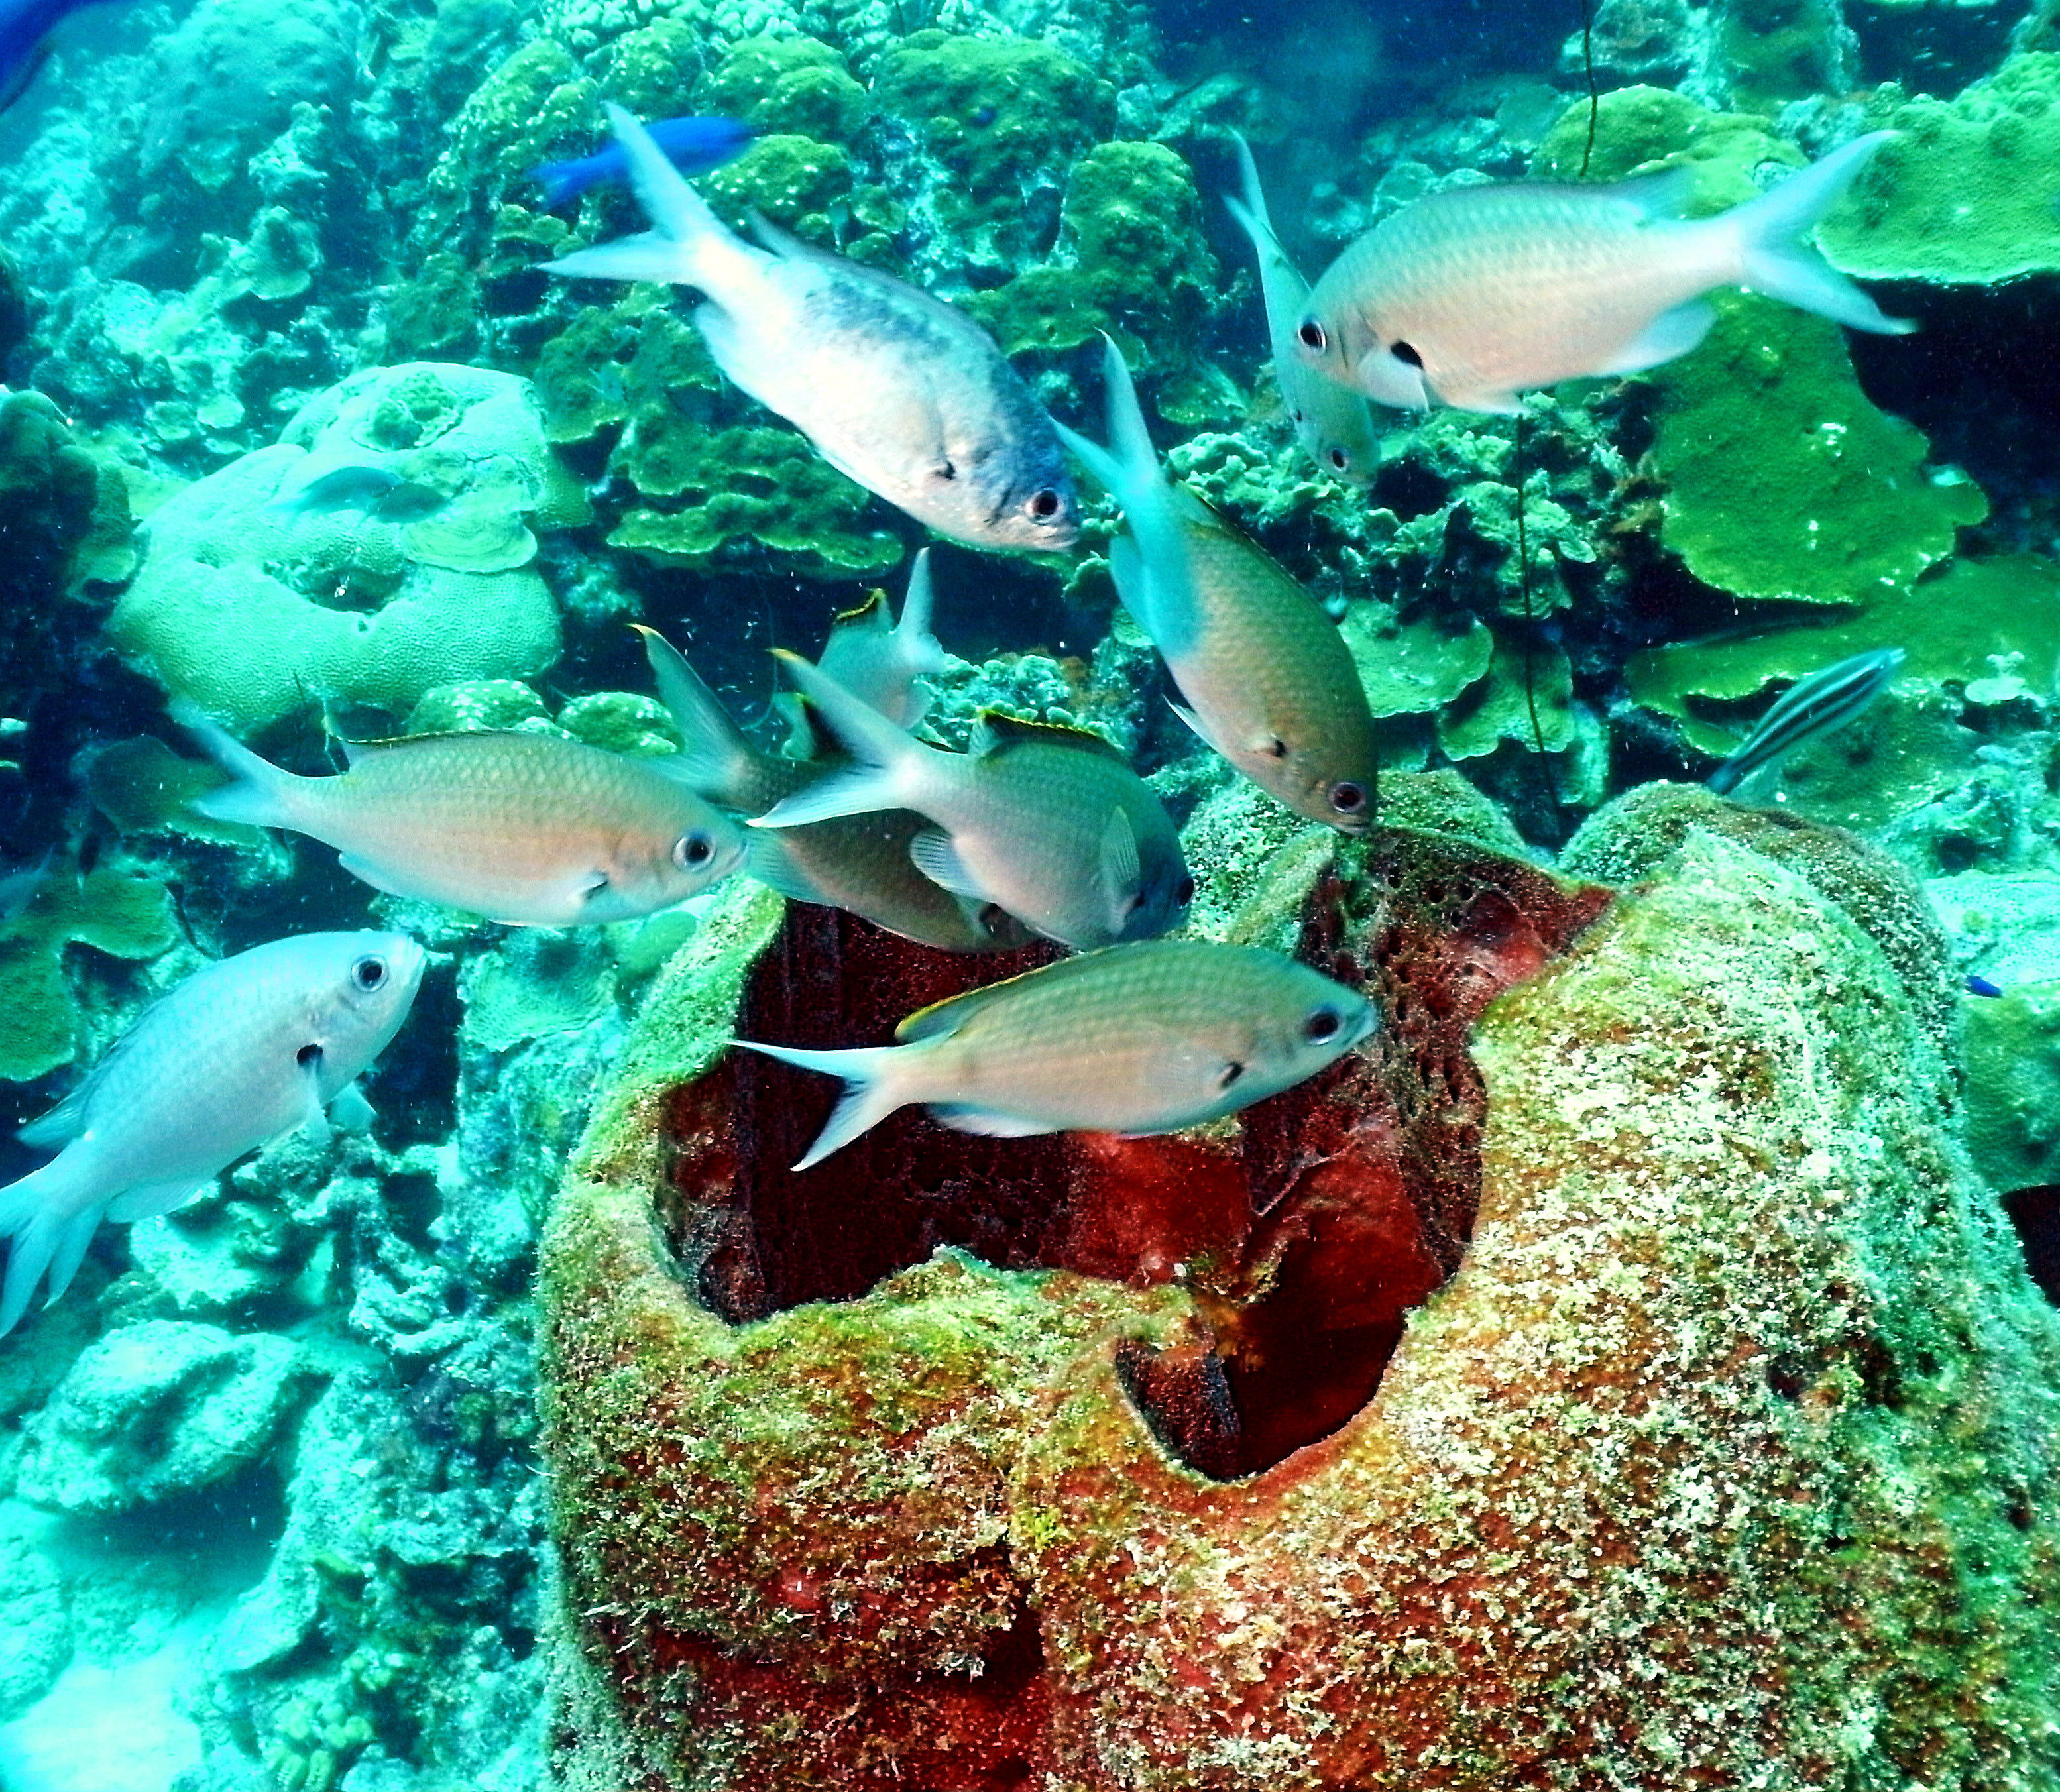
left=0, top=0, right=124, bottom=111
left=1967, top=974, right=2004, bottom=999
left=532, top=115, right=754, bottom=209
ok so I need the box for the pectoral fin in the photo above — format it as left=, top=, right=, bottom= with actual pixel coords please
left=909, top=830, right=992, bottom=903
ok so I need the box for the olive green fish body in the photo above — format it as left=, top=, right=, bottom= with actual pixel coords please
left=1058, top=341, right=1378, bottom=831
left=736, top=940, right=1377, bottom=1168
left=178, top=709, right=744, bottom=925
left=1153, top=496, right=1379, bottom=830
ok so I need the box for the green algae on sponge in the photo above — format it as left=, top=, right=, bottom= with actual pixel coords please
left=109, top=364, right=578, bottom=734
left=0, top=863, right=181, bottom=1084
left=1819, top=53, right=2060, bottom=284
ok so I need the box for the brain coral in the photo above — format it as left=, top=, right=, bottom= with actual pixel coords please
left=538, top=790, right=2060, bottom=1786
left=109, top=363, right=585, bottom=733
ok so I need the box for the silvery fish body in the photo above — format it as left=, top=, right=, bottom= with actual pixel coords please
left=0, top=930, right=425, bottom=1333
left=754, top=652, right=1191, bottom=952
left=176, top=703, right=746, bottom=926
left=1224, top=132, right=1381, bottom=486
left=1296, top=133, right=1913, bottom=415
left=1059, top=341, right=1379, bottom=832
left=543, top=104, right=1081, bottom=554
left=638, top=626, right=1034, bottom=952
left=817, top=549, right=949, bottom=729
left=735, top=939, right=1377, bottom=1170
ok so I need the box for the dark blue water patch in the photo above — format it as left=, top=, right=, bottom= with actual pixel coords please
left=1848, top=274, right=2060, bottom=557
left=2006, top=1186, right=2060, bottom=1306
left=1848, top=2, right=2017, bottom=97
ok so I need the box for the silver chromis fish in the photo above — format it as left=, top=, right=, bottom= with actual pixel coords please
left=637, top=626, right=1034, bottom=953
left=1706, top=646, right=1906, bottom=796
left=735, top=939, right=1376, bottom=1170
left=0, top=930, right=424, bottom=1334
left=543, top=103, right=1081, bottom=555
left=817, top=549, right=949, bottom=729
left=174, top=701, right=746, bottom=926
left=753, top=651, right=1192, bottom=952
left=1056, top=339, right=1380, bottom=832
left=1223, top=131, right=1381, bottom=486
left=1294, top=133, right=1914, bottom=415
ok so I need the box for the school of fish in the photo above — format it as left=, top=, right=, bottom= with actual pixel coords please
left=0, top=99, right=1924, bottom=1327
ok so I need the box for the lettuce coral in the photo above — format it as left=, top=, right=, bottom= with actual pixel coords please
left=1819, top=53, right=2060, bottom=284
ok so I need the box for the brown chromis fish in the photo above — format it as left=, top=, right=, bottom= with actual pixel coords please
left=174, top=701, right=746, bottom=926
left=816, top=549, right=949, bottom=730
left=543, top=103, right=1081, bottom=555
left=1294, top=133, right=1913, bottom=414
left=1056, top=339, right=1379, bottom=832
left=1706, top=647, right=1906, bottom=797
left=735, top=939, right=1375, bottom=1170
left=637, top=626, right=1034, bottom=953
left=1224, top=132, right=1381, bottom=486
left=0, top=930, right=424, bottom=1333
left=753, top=652, right=1191, bottom=952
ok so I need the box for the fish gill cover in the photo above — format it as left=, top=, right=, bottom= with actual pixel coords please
left=1, top=0, right=2059, bottom=1788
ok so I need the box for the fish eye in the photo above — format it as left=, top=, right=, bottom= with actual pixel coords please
left=351, top=955, right=388, bottom=992
left=1218, top=1060, right=1245, bottom=1090
left=1028, top=488, right=1062, bottom=520
left=1174, top=875, right=1194, bottom=906
left=1328, top=447, right=1349, bottom=471
left=1330, top=781, right=1367, bottom=815
left=1297, top=318, right=1327, bottom=351
left=1265, top=736, right=1289, bottom=760
left=675, top=832, right=715, bottom=869
left=1391, top=340, right=1424, bottom=368
left=296, top=1043, right=323, bottom=1068
left=1302, top=1005, right=1343, bottom=1044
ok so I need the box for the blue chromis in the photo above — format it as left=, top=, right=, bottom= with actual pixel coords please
left=174, top=702, right=746, bottom=926
left=0, top=930, right=424, bottom=1334
left=1223, top=131, right=1381, bottom=487
left=638, top=626, right=1035, bottom=953
left=1056, top=339, right=1380, bottom=832
left=1294, top=133, right=1914, bottom=414
left=1705, top=646, right=1907, bottom=796
left=532, top=114, right=754, bottom=208
left=817, top=549, right=950, bottom=730
left=753, top=651, right=1192, bottom=952
left=734, top=939, right=1376, bottom=1170
left=543, top=104, right=1081, bottom=555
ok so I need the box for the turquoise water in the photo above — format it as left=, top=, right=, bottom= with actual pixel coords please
left=1, top=0, right=2059, bottom=1786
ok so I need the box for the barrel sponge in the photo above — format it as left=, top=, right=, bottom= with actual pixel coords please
left=538, top=813, right=2060, bottom=1785
left=109, top=364, right=581, bottom=734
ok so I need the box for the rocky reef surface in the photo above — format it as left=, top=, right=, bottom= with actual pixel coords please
left=1, top=0, right=2059, bottom=1787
